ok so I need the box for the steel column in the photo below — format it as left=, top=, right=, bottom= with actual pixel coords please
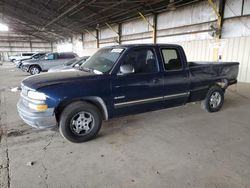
left=208, top=0, right=225, bottom=61
left=138, top=12, right=156, bottom=44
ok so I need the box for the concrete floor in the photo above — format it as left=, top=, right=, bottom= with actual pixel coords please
left=0, top=62, right=250, bottom=188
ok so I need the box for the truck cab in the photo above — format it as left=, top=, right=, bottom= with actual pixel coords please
left=111, top=45, right=190, bottom=116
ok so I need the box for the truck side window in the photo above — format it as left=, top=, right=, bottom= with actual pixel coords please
left=161, top=49, right=182, bottom=71
left=22, top=53, right=34, bottom=56
left=121, top=49, right=158, bottom=74
left=46, top=53, right=55, bottom=60
left=59, top=53, right=75, bottom=59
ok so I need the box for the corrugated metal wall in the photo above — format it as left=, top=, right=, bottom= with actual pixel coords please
left=68, top=0, right=250, bottom=83
left=221, top=37, right=250, bottom=82
left=174, top=37, right=250, bottom=82
left=0, top=32, right=54, bottom=61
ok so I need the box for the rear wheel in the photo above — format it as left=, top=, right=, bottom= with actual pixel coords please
left=201, top=85, right=224, bottom=112
left=59, top=101, right=102, bottom=143
left=29, top=65, right=41, bottom=75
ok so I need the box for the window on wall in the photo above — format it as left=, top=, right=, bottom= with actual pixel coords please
left=161, top=49, right=182, bottom=71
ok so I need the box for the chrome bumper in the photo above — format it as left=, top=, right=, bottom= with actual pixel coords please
left=17, top=99, right=57, bottom=129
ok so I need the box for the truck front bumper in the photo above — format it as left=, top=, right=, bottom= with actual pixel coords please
left=17, top=99, right=57, bottom=129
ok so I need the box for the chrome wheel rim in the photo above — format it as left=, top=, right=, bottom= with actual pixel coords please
left=31, top=67, right=39, bottom=74
left=209, top=91, right=221, bottom=108
left=70, top=111, right=94, bottom=135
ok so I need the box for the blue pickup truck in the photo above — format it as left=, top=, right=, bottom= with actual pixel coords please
left=17, top=44, right=239, bottom=143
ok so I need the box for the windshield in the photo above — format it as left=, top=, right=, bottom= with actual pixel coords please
left=71, top=57, right=89, bottom=67
left=80, top=48, right=124, bottom=74
left=65, top=58, right=79, bottom=66
left=31, top=53, right=45, bottom=59
left=38, top=54, right=46, bottom=60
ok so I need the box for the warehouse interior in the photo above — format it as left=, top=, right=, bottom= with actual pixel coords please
left=0, top=0, right=250, bottom=82
left=0, top=0, right=250, bottom=187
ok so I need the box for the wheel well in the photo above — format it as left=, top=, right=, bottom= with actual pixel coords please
left=210, top=79, right=228, bottom=91
left=201, top=81, right=226, bottom=101
left=55, top=98, right=108, bottom=123
left=29, top=64, right=41, bottom=71
left=216, top=79, right=229, bottom=89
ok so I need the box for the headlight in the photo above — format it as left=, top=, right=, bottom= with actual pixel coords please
left=27, top=91, right=46, bottom=100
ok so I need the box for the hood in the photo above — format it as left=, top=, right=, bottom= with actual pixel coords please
left=48, top=65, right=68, bottom=72
left=22, top=70, right=97, bottom=90
left=22, top=58, right=40, bottom=64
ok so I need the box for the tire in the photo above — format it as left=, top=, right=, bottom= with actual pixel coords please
left=201, top=85, right=224, bottom=113
left=59, top=101, right=102, bottom=143
left=29, top=65, right=41, bottom=75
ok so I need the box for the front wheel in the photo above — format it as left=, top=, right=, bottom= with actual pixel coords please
left=59, top=101, right=102, bottom=143
left=201, top=85, right=224, bottom=113
left=29, top=65, right=41, bottom=75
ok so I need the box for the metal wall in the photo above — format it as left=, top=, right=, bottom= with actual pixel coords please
left=69, top=0, right=250, bottom=82
left=0, top=32, right=54, bottom=61
left=174, top=37, right=250, bottom=82
left=83, top=31, right=97, bottom=49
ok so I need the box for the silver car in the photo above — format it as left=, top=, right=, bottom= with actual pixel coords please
left=14, top=52, right=46, bottom=68
left=48, top=56, right=90, bottom=72
left=21, top=52, right=78, bottom=75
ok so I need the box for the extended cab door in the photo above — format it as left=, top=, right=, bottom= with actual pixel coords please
left=160, top=47, right=190, bottom=107
left=112, top=47, right=164, bottom=116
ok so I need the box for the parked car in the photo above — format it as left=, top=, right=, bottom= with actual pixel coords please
left=15, top=52, right=46, bottom=68
left=20, top=52, right=78, bottom=75
left=9, top=52, right=35, bottom=62
left=17, top=44, right=239, bottom=143
left=48, top=56, right=90, bottom=72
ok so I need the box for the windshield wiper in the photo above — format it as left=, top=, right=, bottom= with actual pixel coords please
left=79, top=67, right=103, bottom=75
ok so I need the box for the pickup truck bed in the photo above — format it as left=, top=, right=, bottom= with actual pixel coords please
left=187, top=61, right=239, bottom=102
left=188, top=61, right=239, bottom=81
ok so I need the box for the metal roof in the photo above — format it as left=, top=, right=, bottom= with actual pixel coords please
left=0, top=0, right=200, bottom=42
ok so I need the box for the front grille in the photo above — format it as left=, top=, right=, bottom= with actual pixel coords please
left=22, top=97, right=29, bottom=106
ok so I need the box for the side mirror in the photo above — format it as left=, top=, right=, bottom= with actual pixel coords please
left=119, top=64, right=135, bottom=75
left=74, top=64, right=80, bottom=68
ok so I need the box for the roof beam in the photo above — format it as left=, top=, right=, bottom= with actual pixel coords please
left=43, top=0, right=86, bottom=28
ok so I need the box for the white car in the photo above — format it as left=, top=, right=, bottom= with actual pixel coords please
left=9, top=52, right=36, bottom=62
